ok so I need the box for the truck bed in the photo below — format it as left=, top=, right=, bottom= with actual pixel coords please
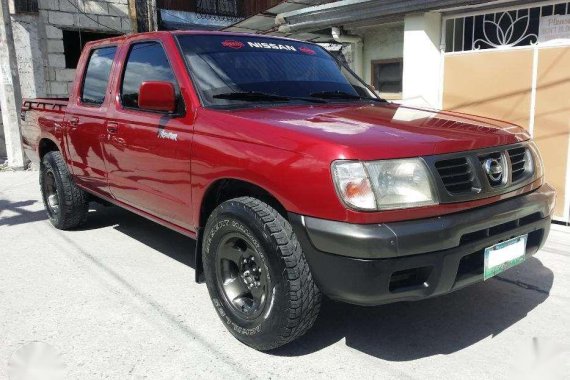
left=21, top=98, right=69, bottom=164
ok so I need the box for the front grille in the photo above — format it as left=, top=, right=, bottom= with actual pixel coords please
left=460, top=212, right=542, bottom=245
left=434, top=157, right=474, bottom=194
left=508, top=147, right=528, bottom=182
left=425, top=142, right=537, bottom=202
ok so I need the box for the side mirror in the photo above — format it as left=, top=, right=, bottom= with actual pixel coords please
left=138, top=81, right=176, bottom=113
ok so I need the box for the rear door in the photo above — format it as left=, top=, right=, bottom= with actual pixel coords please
left=103, top=39, right=193, bottom=229
left=65, top=45, right=118, bottom=196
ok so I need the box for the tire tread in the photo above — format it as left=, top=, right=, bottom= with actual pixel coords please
left=232, top=196, right=321, bottom=350
left=41, top=151, right=89, bottom=230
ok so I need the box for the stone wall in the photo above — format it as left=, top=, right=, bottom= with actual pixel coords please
left=38, top=0, right=132, bottom=96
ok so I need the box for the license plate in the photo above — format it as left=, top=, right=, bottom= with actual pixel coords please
left=484, top=235, right=527, bottom=280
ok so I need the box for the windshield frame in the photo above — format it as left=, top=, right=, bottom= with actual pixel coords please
left=173, top=33, right=385, bottom=110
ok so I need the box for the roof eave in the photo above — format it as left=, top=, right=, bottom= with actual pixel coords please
left=277, top=0, right=495, bottom=33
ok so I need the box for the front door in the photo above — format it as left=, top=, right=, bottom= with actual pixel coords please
left=103, top=40, right=193, bottom=229
left=65, top=45, right=118, bottom=196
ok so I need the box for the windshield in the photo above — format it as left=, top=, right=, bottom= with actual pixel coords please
left=176, top=34, right=380, bottom=107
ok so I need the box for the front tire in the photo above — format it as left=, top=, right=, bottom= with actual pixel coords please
left=40, top=151, right=89, bottom=229
left=202, top=197, right=321, bottom=351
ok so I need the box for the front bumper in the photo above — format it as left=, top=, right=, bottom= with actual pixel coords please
left=290, top=184, right=555, bottom=306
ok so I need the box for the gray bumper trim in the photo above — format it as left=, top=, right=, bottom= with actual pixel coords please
left=297, top=184, right=555, bottom=259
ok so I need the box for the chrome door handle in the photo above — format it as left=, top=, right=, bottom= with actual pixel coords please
left=69, top=117, right=79, bottom=127
left=107, top=122, right=119, bottom=134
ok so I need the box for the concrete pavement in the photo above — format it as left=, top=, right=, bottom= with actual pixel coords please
left=1, top=171, right=569, bottom=379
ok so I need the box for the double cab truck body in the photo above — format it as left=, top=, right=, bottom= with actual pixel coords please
left=20, top=31, right=555, bottom=350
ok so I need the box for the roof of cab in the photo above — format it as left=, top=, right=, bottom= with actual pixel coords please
left=84, top=30, right=302, bottom=49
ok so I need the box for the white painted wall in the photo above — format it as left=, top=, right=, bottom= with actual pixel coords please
left=402, top=12, right=443, bottom=108
left=12, top=14, right=47, bottom=99
left=0, top=14, right=45, bottom=160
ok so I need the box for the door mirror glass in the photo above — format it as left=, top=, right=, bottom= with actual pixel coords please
left=138, top=81, right=176, bottom=112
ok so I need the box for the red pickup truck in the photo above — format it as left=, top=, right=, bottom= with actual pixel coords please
left=21, top=31, right=555, bottom=350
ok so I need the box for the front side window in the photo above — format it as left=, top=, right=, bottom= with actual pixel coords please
left=176, top=35, right=379, bottom=107
left=81, top=46, right=117, bottom=105
left=121, top=41, right=178, bottom=109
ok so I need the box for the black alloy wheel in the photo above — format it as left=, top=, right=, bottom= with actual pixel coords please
left=216, top=233, right=269, bottom=320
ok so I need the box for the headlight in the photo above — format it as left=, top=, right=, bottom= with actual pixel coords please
left=331, top=161, right=376, bottom=210
left=528, top=141, right=544, bottom=178
left=332, top=159, right=438, bottom=211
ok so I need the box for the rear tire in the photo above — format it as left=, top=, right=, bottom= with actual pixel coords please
left=40, top=151, right=89, bottom=229
left=202, top=197, right=321, bottom=351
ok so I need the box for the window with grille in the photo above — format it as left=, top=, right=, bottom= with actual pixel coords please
left=444, top=2, right=570, bottom=52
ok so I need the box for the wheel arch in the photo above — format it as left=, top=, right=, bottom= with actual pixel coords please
left=194, top=178, right=290, bottom=283
left=199, top=178, right=288, bottom=227
left=38, top=138, right=60, bottom=161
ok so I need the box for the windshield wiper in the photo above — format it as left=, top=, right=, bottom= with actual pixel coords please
left=310, top=90, right=383, bottom=102
left=213, top=91, right=326, bottom=104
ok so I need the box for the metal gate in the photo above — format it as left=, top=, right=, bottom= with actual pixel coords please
left=441, top=1, right=570, bottom=222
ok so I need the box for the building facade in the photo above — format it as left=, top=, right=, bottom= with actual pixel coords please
left=275, top=0, right=570, bottom=223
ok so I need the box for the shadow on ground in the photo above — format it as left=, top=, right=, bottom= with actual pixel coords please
left=80, top=203, right=196, bottom=269
left=0, top=199, right=47, bottom=226
left=273, top=258, right=553, bottom=361
left=65, top=203, right=556, bottom=361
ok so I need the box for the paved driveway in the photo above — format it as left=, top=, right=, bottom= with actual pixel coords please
left=1, top=171, right=569, bottom=379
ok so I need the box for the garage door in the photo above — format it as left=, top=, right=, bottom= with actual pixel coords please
left=442, top=2, right=570, bottom=222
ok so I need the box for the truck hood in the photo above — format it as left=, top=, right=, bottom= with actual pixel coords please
left=212, top=102, right=530, bottom=160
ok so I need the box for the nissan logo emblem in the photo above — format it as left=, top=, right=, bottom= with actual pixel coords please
left=483, top=158, right=504, bottom=182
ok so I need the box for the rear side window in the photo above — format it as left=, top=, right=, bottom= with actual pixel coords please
left=121, top=41, right=178, bottom=109
left=81, top=46, right=117, bottom=105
